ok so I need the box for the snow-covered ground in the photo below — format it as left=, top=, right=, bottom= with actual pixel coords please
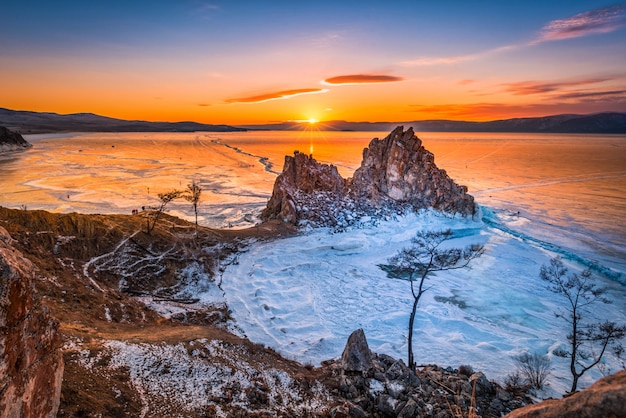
left=220, top=209, right=626, bottom=396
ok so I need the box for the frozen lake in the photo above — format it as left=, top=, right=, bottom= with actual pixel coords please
left=1, top=129, right=625, bottom=393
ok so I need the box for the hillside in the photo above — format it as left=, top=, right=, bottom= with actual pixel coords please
left=0, top=108, right=246, bottom=134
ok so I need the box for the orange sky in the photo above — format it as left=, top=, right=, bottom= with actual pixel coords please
left=2, top=1, right=626, bottom=125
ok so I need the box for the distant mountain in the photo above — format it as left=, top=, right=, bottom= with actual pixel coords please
left=2, top=107, right=625, bottom=134
left=240, top=112, right=626, bottom=134
left=0, top=108, right=246, bottom=133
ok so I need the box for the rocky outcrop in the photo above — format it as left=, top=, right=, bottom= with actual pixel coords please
left=0, top=226, right=63, bottom=418
left=503, top=370, right=626, bottom=418
left=352, top=126, right=475, bottom=215
left=261, top=150, right=347, bottom=224
left=327, top=329, right=529, bottom=417
left=0, top=126, right=32, bottom=153
left=261, top=126, right=476, bottom=227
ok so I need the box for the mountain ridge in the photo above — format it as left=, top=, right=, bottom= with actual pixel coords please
left=0, top=108, right=246, bottom=133
left=2, top=107, right=625, bottom=134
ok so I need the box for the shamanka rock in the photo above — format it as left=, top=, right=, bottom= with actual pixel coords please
left=0, top=126, right=32, bottom=153
left=0, top=226, right=64, bottom=418
left=261, top=126, right=476, bottom=227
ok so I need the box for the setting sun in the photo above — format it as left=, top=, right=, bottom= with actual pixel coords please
left=307, top=118, right=318, bottom=124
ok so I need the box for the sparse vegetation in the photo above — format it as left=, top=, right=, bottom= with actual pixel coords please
left=184, top=181, right=202, bottom=237
left=145, top=190, right=183, bottom=234
left=513, top=352, right=551, bottom=390
left=540, top=256, right=626, bottom=394
left=381, top=229, right=484, bottom=370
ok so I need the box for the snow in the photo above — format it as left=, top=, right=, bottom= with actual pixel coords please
left=76, top=338, right=329, bottom=417
left=222, top=209, right=626, bottom=395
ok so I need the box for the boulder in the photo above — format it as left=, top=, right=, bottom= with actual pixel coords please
left=341, top=329, right=373, bottom=373
left=0, top=226, right=63, bottom=418
left=0, top=126, right=32, bottom=153
left=504, top=370, right=626, bottom=418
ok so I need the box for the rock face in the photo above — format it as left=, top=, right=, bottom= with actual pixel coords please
left=261, top=126, right=476, bottom=227
left=0, top=126, right=32, bottom=153
left=503, top=370, right=626, bottom=418
left=261, top=150, right=347, bottom=224
left=0, top=226, right=63, bottom=418
left=352, top=126, right=475, bottom=214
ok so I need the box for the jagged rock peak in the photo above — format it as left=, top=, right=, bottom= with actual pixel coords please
left=351, top=126, right=475, bottom=215
left=0, top=226, right=64, bottom=417
left=0, top=126, right=32, bottom=153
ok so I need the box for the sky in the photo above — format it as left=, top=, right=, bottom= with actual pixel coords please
left=2, top=1, right=626, bottom=125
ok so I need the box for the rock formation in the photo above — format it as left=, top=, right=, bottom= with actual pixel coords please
left=503, top=370, right=626, bottom=418
left=0, top=226, right=63, bottom=418
left=0, top=126, right=32, bottom=153
left=352, top=126, right=475, bottom=214
left=262, top=126, right=476, bottom=227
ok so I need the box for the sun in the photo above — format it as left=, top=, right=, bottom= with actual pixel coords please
left=307, top=117, right=318, bottom=124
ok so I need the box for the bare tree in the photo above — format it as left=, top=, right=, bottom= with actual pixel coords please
left=145, top=190, right=183, bottom=235
left=184, top=181, right=202, bottom=236
left=514, top=352, right=551, bottom=390
left=382, top=229, right=484, bottom=370
left=540, top=256, right=626, bottom=394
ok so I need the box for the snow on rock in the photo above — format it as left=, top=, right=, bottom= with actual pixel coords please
left=261, top=126, right=476, bottom=228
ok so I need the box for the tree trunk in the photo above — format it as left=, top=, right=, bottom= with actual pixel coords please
left=408, top=296, right=419, bottom=370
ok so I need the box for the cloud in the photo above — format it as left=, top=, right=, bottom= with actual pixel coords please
left=401, top=5, right=626, bottom=68
left=322, top=74, right=404, bottom=85
left=534, top=3, right=626, bottom=43
left=503, top=78, right=610, bottom=95
left=197, top=103, right=211, bottom=107
left=225, top=88, right=328, bottom=104
left=400, top=45, right=517, bottom=67
left=554, top=89, right=626, bottom=101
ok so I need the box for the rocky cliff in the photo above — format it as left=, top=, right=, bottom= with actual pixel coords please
left=0, top=127, right=32, bottom=153
left=0, top=226, right=63, bottom=418
left=262, top=126, right=476, bottom=227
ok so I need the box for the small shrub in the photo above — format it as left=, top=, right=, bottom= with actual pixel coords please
left=514, top=352, right=551, bottom=390
left=458, top=364, right=474, bottom=377
left=504, top=371, right=529, bottom=395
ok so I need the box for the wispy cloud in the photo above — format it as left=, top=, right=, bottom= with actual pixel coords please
left=322, top=74, right=404, bottom=85
left=225, top=88, right=328, bottom=104
left=400, top=45, right=516, bottom=67
left=401, top=4, right=626, bottom=67
left=197, top=103, right=211, bottom=107
left=554, top=89, right=626, bottom=101
left=503, top=78, right=611, bottom=95
left=533, top=3, right=626, bottom=43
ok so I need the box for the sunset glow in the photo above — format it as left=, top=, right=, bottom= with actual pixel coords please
left=1, top=1, right=625, bottom=125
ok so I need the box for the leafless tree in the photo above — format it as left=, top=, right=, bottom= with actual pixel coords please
left=184, top=181, right=202, bottom=236
left=514, top=352, right=551, bottom=390
left=145, top=190, right=183, bottom=235
left=540, top=256, right=626, bottom=394
left=382, top=229, right=484, bottom=370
